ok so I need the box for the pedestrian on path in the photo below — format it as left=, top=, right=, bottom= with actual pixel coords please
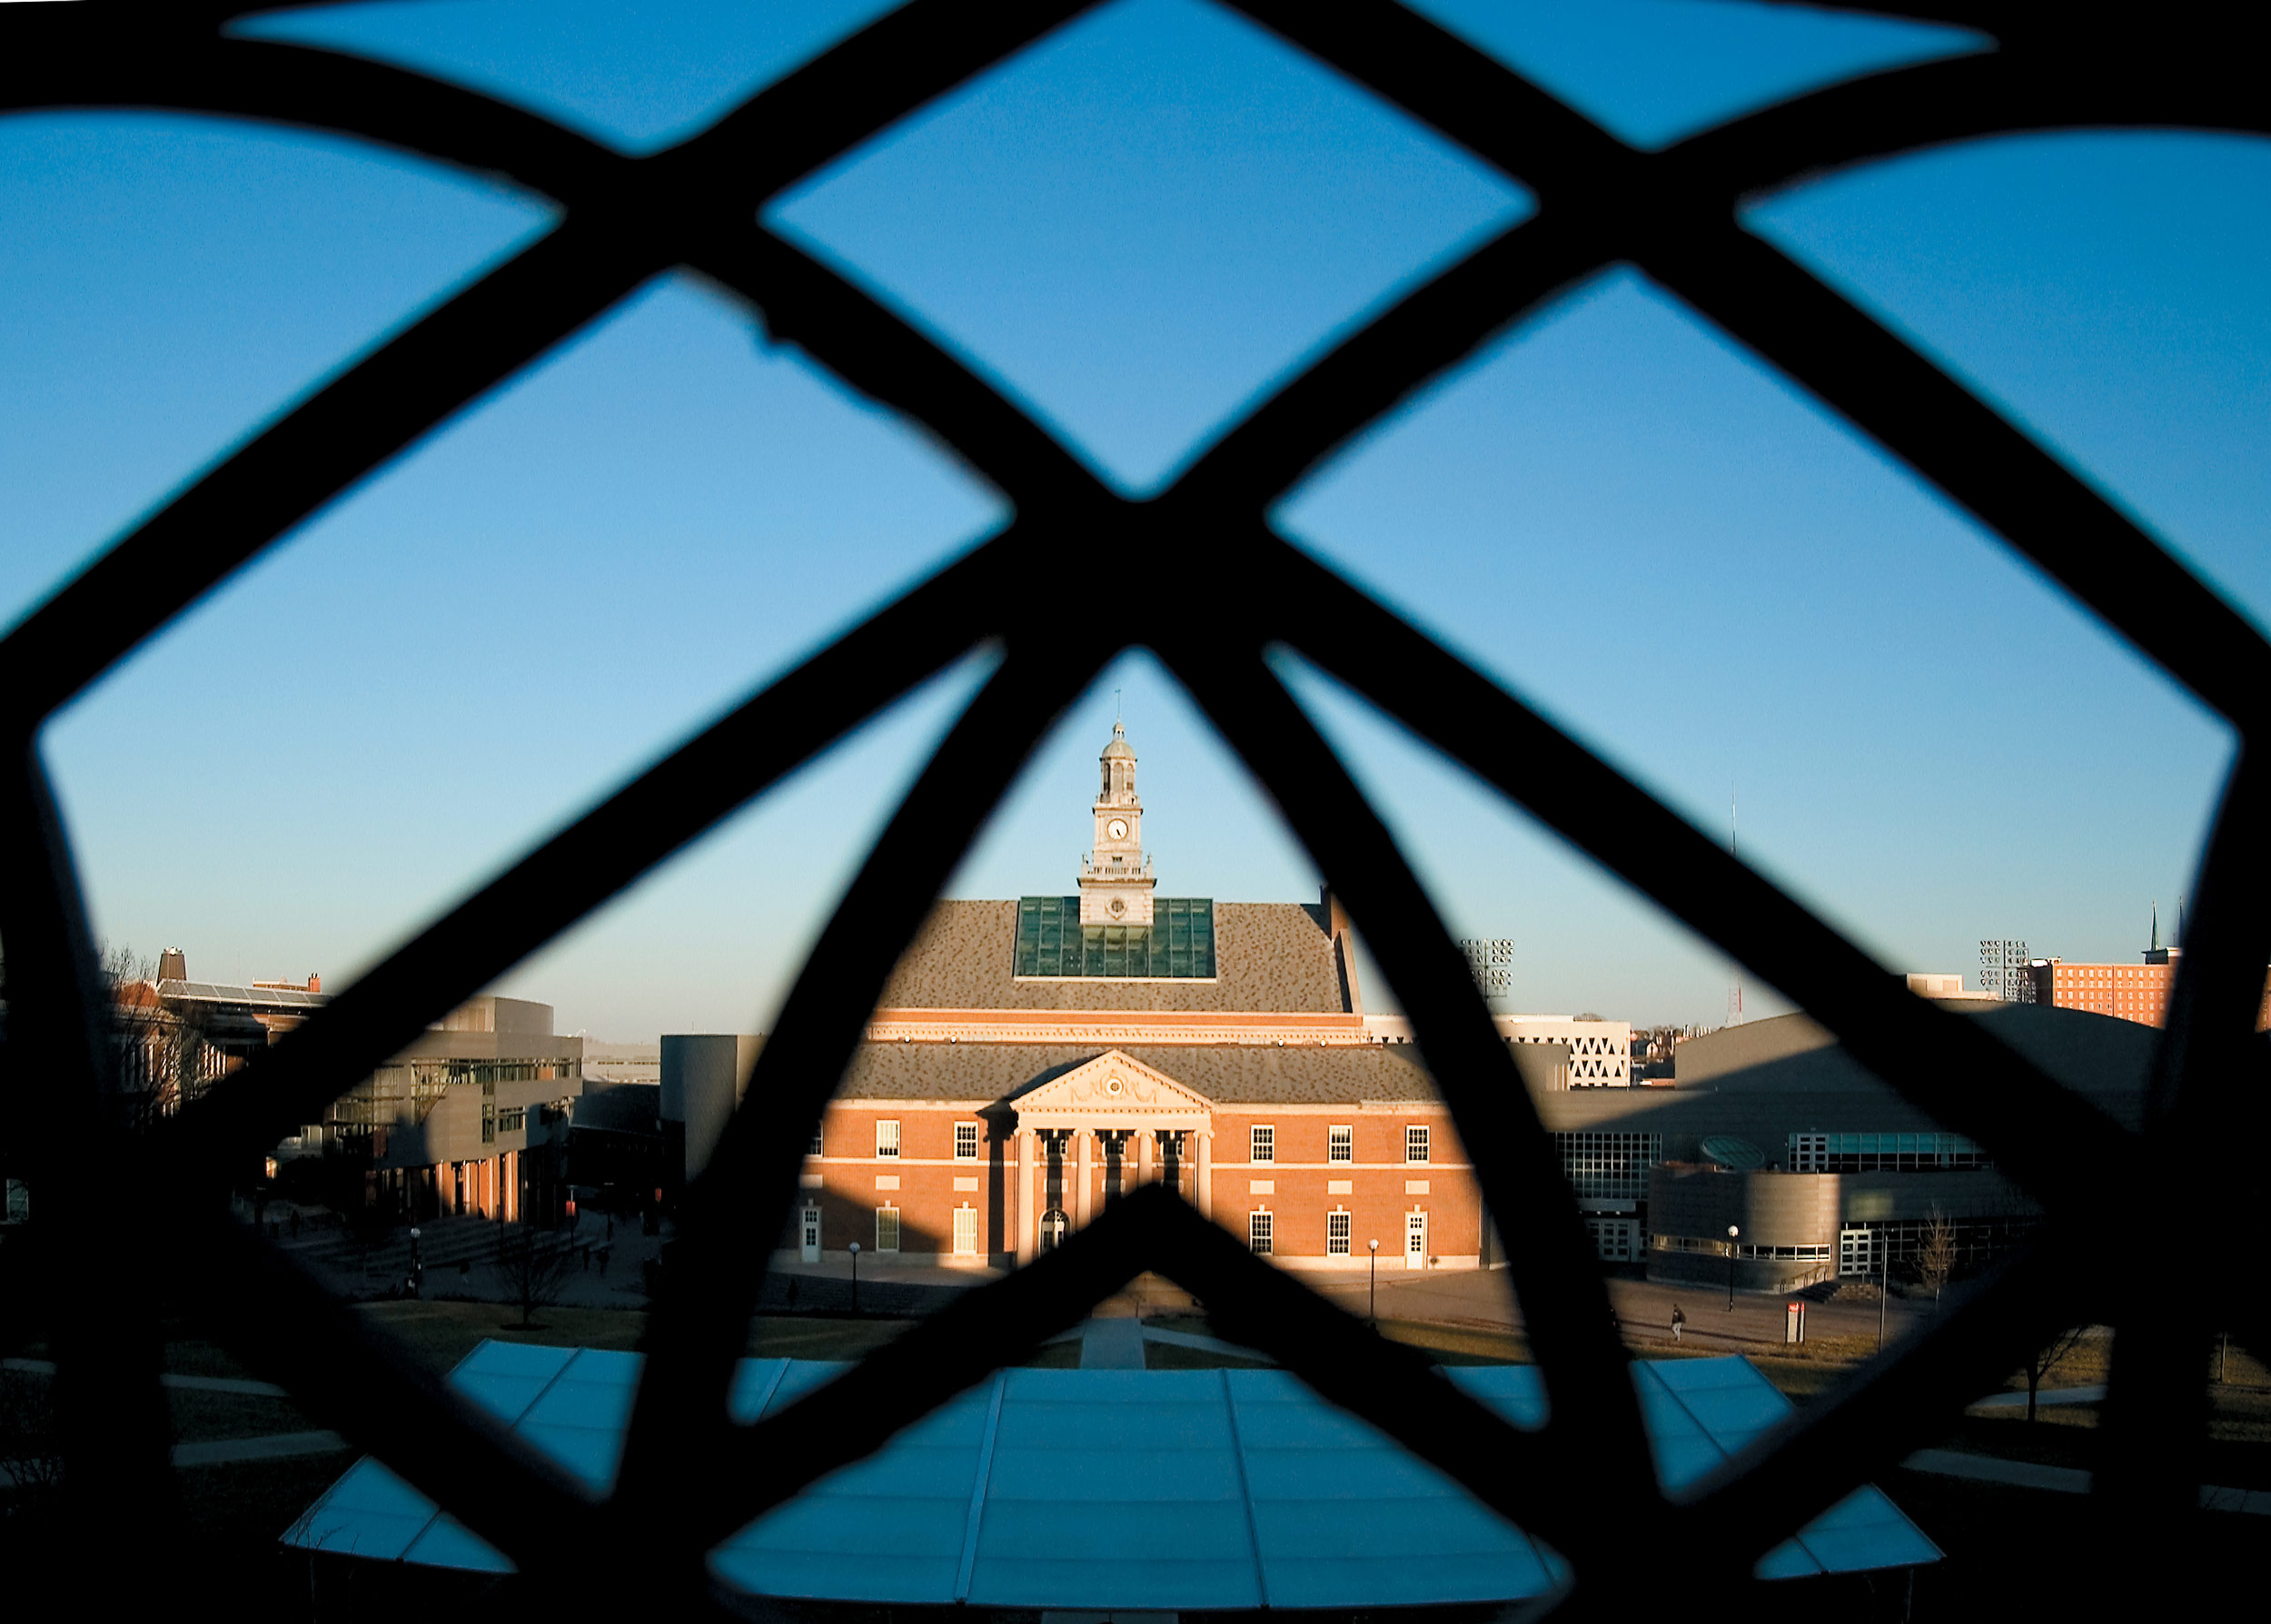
left=1671, top=1303, right=1686, bottom=1343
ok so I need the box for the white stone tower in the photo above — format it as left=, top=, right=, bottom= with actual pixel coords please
left=1077, top=719, right=1155, bottom=925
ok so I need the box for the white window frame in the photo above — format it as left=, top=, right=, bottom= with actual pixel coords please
left=876, top=1205, right=901, bottom=1253
left=808, top=1125, right=825, bottom=1157
left=1249, top=1209, right=1274, bottom=1254
left=1251, top=1124, right=1274, bottom=1164
left=1327, top=1209, right=1352, bottom=1256
left=952, top=1204, right=978, bottom=1255
left=955, top=1121, right=980, bottom=1161
left=875, top=1119, right=900, bottom=1159
left=1328, top=1124, right=1353, bottom=1164
left=1405, top=1124, right=1430, bottom=1164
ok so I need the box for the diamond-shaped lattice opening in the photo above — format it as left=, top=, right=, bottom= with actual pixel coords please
left=768, top=0, right=1530, bottom=493
left=1274, top=268, right=2234, bottom=981
left=1748, top=130, right=2271, bottom=639
left=233, top=0, right=908, bottom=154
left=231, top=654, right=991, bottom=1371
left=45, top=273, right=1006, bottom=977
left=1403, top=0, right=1983, bottom=150
left=1276, top=651, right=2157, bottom=1359
left=0, top=111, right=552, bottom=632
left=839, top=651, right=1385, bottom=1290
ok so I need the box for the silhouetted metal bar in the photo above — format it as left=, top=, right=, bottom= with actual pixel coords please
left=619, top=638, right=1112, bottom=1530
left=0, top=739, right=182, bottom=1579
left=0, top=224, right=656, bottom=724
left=0, top=2, right=2260, bottom=1607
left=1645, top=225, right=2271, bottom=727
left=1163, top=634, right=1661, bottom=1551
left=696, top=1186, right=1610, bottom=1561
left=175, top=540, right=1020, bottom=1162
left=1268, top=538, right=2134, bottom=1203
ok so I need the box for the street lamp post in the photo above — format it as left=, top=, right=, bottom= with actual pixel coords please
left=1879, top=1232, right=1889, bottom=1350
left=1367, top=1238, right=1380, bottom=1325
left=1725, top=1224, right=1740, bottom=1311
left=848, top=1240, right=861, bottom=1316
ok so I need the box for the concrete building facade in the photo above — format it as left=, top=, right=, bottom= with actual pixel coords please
left=1635, top=1002, right=2152, bottom=1292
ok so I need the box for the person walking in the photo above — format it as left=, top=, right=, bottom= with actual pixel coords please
left=1670, top=1302, right=1686, bottom=1344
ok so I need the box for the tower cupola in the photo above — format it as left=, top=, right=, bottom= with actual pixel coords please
left=1078, top=720, right=1155, bottom=925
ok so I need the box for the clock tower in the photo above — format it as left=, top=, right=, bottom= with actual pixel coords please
left=1077, top=719, right=1156, bottom=925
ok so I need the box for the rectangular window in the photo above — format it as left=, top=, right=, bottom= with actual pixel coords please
left=1405, top=1124, right=1430, bottom=1164
left=875, top=1120, right=900, bottom=1159
left=481, top=1103, right=495, bottom=1145
left=1251, top=1125, right=1274, bottom=1164
left=1327, top=1210, right=1352, bottom=1255
left=498, top=1107, right=526, bottom=1134
left=1328, top=1124, right=1353, bottom=1164
left=955, top=1122, right=979, bottom=1162
left=808, top=1126, right=825, bottom=1157
left=876, top=1206, right=900, bottom=1252
left=953, top=1205, right=977, bottom=1255
left=1249, top=1210, right=1273, bottom=1254
left=1552, top=1131, right=1663, bottom=1203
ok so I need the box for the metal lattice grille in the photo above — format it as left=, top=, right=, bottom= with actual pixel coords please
left=3, top=3, right=2266, bottom=1612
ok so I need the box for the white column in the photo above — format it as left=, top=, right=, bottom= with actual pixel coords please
left=1195, top=1131, right=1213, bottom=1221
left=1016, top=1129, right=1036, bottom=1265
left=1137, top=1127, right=1155, bottom=1186
left=1076, top=1129, right=1093, bottom=1229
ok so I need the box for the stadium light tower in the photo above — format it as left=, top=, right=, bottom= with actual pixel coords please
left=1459, top=938, right=1513, bottom=1003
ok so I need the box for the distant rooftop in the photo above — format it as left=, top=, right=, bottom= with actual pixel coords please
left=158, top=977, right=325, bottom=1012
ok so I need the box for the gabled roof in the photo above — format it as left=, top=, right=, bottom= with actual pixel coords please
left=1006, top=1050, right=1216, bottom=1129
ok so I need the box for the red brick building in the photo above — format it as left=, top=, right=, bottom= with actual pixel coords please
left=2027, top=926, right=2271, bottom=1030
left=757, top=723, right=1602, bottom=1276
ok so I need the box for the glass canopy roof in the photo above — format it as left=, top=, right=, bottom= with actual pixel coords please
left=283, top=1342, right=1939, bottom=1605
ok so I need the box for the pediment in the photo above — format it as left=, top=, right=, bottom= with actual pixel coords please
left=1009, top=1049, right=1214, bottom=1129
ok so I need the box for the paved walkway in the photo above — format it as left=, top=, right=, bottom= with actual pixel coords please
left=171, top=1431, right=347, bottom=1467
left=5, top=1357, right=290, bottom=1397
left=272, top=1212, right=664, bottom=1309
left=1900, top=1448, right=2271, bottom=1514
left=1306, top=1264, right=1936, bottom=1352
left=1969, top=1383, right=2106, bottom=1409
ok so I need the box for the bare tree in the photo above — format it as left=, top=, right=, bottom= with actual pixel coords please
left=2019, top=1324, right=2094, bottom=1422
left=0, top=1368, right=64, bottom=1498
left=1917, top=1208, right=1958, bottom=1308
left=492, top=1223, right=579, bottom=1329
left=101, top=944, right=220, bottom=1132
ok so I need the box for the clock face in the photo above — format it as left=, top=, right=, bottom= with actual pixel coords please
left=1107, top=817, right=1128, bottom=840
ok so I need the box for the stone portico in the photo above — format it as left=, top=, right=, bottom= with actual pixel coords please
left=1000, top=1050, right=1216, bottom=1261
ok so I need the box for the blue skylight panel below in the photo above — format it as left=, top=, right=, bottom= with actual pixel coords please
left=282, top=1347, right=1938, bottom=1600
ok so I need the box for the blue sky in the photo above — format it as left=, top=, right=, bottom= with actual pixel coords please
left=5, top=1, right=2265, bottom=1038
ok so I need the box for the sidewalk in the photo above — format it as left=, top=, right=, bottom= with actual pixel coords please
left=1900, top=1448, right=2271, bottom=1514
left=270, top=1211, right=664, bottom=1310
left=1304, top=1263, right=1932, bottom=1352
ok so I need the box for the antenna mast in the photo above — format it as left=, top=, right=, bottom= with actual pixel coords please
left=1727, top=789, right=1743, bottom=1025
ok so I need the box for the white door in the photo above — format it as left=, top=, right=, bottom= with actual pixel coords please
left=1405, top=1210, right=1428, bottom=1270
left=800, top=1206, right=821, bottom=1263
left=953, top=1204, right=978, bottom=1256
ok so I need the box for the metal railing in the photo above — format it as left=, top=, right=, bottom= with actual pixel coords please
left=2, top=3, right=2264, bottom=1611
